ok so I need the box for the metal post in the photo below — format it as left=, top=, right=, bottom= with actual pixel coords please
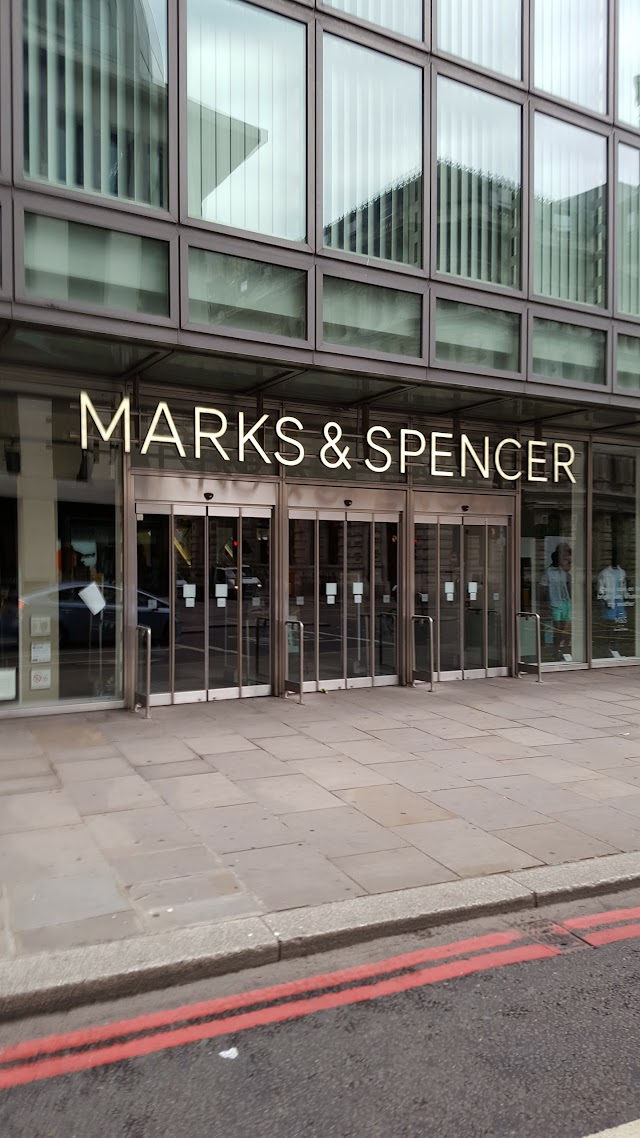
left=516, top=612, right=543, bottom=683
left=284, top=619, right=304, bottom=704
left=135, top=624, right=152, bottom=717
left=411, top=615, right=435, bottom=692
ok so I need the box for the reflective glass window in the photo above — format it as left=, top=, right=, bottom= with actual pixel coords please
left=24, top=214, right=169, bottom=317
left=437, top=0, right=521, bottom=80
left=435, top=299, right=520, bottom=372
left=323, top=36, right=423, bottom=268
left=187, top=0, right=306, bottom=242
left=619, top=0, right=640, bottom=127
left=592, top=446, right=640, bottom=662
left=534, top=0, right=607, bottom=114
left=534, top=115, right=607, bottom=308
left=188, top=248, right=306, bottom=339
left=532, top=318, right=606, bottom=387
left=617, top=335, right=640, bottom=391
left=23, top=0, right=168, bottom=208
left=323, top=0, right=422, bottom=40
left=437, top=78, right=521, bottom=289
left=618, top=145, right=640, bottom=318
left=323, top=277, right=421, bottom=357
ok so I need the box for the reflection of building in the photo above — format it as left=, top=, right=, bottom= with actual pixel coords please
left=324, top=171, right=423, bottom=266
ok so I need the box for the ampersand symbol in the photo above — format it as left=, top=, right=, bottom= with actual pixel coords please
left=320, top=422, right=352, bottom=470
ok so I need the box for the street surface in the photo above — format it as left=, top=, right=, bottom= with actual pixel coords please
left=2, top=890, right=640, bottom=1137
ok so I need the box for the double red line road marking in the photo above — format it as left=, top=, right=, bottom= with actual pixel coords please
left=2, top=903, right=640, bottom=1091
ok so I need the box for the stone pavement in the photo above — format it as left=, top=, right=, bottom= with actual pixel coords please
left=2, top=669, right=640, bottom=960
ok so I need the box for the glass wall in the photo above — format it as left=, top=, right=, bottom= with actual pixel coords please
left=323, top=277, right=421, bottom=356
left=618, top=145, right=640, bottom=319
left=534, top=115, right=607, bottom=308
left=437, top=0, right=521, bottom=79
left=434, top=299, right=520, bottom=372
left=0, top=385, right=124, bottom=711
left=534, top=0, right=607, bottom=114
left=323, top=36, right=423, bottom=267
left=437, top=79, right=521, bottom=289
left=618, top=335, right=640, bottom=391
left=592, top=445, right=640, bottom=662
left=187, top=0, right=306, bottom=242
left=618, top=0, right=640, bottom=128
left=324, top=0, right=422, bottom=40
left=521, top=445, right=587, bottom=665
left=532, top=319, right=607, bottom=387
left=188, top=248, right=306, bottom=338
left=23, top=0, right=168, bottom=208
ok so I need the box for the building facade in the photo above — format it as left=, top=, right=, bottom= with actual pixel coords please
left=2, top=0, right=640, bottom=716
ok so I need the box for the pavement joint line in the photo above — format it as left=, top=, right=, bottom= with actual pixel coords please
left=2, top=851, right=640, bottom=1020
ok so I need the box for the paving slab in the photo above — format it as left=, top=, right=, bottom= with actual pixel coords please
left=280, top=806, right=407, bottom=858
left=333, top=847, right=458, bottom=893
left=394, top=818, right=542, bottom=876
left=241, top=774, right=340, bottom=814
left=494, top=822, right=618, bottom=865
left=180, top=803, right=299, bottom=853
left=426, top=786, right=550, bottom=831
left=151, top=772, right=251, bottom=810
left=337, top=785, right=452, bottom=827
left=67, top=775, right=164, bottom=815
left=223, top=844, right=364, bottom=911
left=289, top=757, right=391, bottom=790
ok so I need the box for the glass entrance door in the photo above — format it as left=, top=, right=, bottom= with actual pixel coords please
left=415, top=516, right=510, bottom=680
left=136, top=505, right=271, bottom=703
left=288, top=511, right=400, bottom=691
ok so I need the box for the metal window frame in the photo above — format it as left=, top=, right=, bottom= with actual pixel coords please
left=613, top=321, right=640, bottom=396
left=0, top=187, right=12, bottom=305
left=317, top=260, right=428, bottom=364
left=527, top=305, right=613, bottom=395
left=431, top=0, right=529, bottom=89
left=0, top=0, right=11, bottom=184
left=430, top=284, right=525, bottom=380
left=316, top=0, right=429, bottom=51
left=613, top=132, right=640, bottom=325
left=529, top=0, right=613, bottom=125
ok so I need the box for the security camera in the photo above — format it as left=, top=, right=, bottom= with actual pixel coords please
left=462, top=505, right=470, bottom=513
left=204, top=492, right=214, bottom=501
left=344, top=499, right=353, bottom=507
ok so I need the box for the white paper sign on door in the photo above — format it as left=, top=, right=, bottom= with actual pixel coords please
left=445, top=582, right=455, bottom=601
left=78, top=583, right=106, bottom=616
left=0, top=669, right=16, bottom=701
left=31, top=642, right=51, bottom=665
left=468, top=582, right=478, bottom=601
left=31, top=668, right=51, bottom=690
left=326, top=583, right=337, bottom=596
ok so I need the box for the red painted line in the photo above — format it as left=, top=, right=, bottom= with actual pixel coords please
left=0, top=942, right=558, bottom=1091
left=562, top=906, right=640, bottom=931
left=0, top=929, right=523, bottom=1067
left=582, top=922, right=640, bottom=947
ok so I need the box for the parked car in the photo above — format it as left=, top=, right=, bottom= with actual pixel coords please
left=0, top=584, right=178, bottom=648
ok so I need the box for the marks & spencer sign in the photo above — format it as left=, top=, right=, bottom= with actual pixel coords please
left=80, top=394, right=577, bottom=484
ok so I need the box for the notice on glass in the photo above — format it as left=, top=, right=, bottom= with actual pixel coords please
left=352, top=582, right=364, bottom=596
left=78, top=582, right=106, bottom=616
left=30, top=616, right=50, bottom=637
left=30, top=668, right=51, bottom=691
left=185, top=597, right=195, bottom=609
left=296, top=596, right=305, bottom=607
left=215, top=584, right=228, bottom=598
left=183, top=584, right=196, bottom=600
left=31, top=642, right=51, bottom=665
left=217, top=597, right=226, bottom=608
left=326, top=596, right=336, bottom=605
left=325, top=583, right=338, bottom=596
left=0, top=668, right=16, bottom=701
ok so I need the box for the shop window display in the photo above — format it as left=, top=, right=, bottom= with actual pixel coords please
left=592, top=446, right=639, bottom=661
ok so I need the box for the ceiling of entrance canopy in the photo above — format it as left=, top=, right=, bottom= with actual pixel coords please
left=2, top=322, right=640, bottom=433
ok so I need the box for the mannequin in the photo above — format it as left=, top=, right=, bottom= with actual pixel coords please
left=540, top=543, right=572, bottom=661
left=597, top=553, right=629, bottom=625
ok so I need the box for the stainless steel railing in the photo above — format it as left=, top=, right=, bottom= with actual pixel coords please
left=412, top=615, right=435, bottom=692
left=135, top=625, right=152, bottom=718
left=284, top=619, right=304, bottom=705
left=516, top=612, right=543, bottom=683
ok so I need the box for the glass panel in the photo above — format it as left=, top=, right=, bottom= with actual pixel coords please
left=24, top=214, right=169, bottom=316
left=534, top=0, right=607, bottom=114
left=618, top=145, right=640, bottom=318
left=188, top=248, right=306, bottom=339
left=463, top=525, right=485, bottom=672
left=532, top=319, right=606, bottom=387
left=323, top=36, right=423, bottom=268
left=208, top=515, right=238, bottom=689
left=242, top=516, right=270, bottom=687
left=437, top=0, right=521, bottom=79
left=375, top=522, right=398, bottom=677
left=439, top=524, right=462, bottom=673
left=437, top=78, right=521, bottom=289
left=414, top=523, right=437, bottom=680
left=323, top=0, right=422, bottom=39
left=592, top=446, right=640, bottom=662
left=323, top=277, right=421, bottom=357
left=174, top=515, right=206, bottom=693
left=619, top=0, right=640, bottom=127
left=23, top=0, right=168, bottom=207
left=137, top=515, right=171, bottom=695
left=0, top=329, right=153, bottom=377
left=533, top=115, right=607, bottom=308
left=435, top=299, right=520, bottom=372
left=318, top=519, right=344, bottom=682
left=347, top=522, right=371, bottom=680
left=288, top=518, right=316, bottom=683
left=618, top=335, right=640, bottom=391
left=488, top=525, right=508, bottom=669
left=187, top=0, right=306, bottom=242
left=521, top=445, right=587, bottom=665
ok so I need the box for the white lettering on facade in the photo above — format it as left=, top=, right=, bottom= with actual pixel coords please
left=238, top=412, right=271, bottom=464
left=275, top=417, right=305, bottom=466
left=495, top=438, right=522, bottom=481
left=527, top=440, right=548, bottom=483
left=320, top=423, right=351, bottom=469
left=554, top=443, right=576, bottom=484
left=194, top=408, right=230, bottom=461
left=461, top=435, right=490, bottom=479
left=431, top=432, right=455, bottom=478
left=80, top=393, right=131, bottom=453
left=140, top=402, right=186, bottom=457
left=400, top=429, right=426, bottom=474
left=365, top=426, right=392, bottom=473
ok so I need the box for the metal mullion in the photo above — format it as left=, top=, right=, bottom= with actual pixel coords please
left=435, top=520, right=441, bottom=679
left=586, top=439, right=594, bottom=666
left=460, top=519, right=466, bottom=679
left=370, top=515, right=375, bottom=686
left=169, top=507, right=176, bottom=702
left=483, top=520, right=489, bottom=678
left=238, top=513, right=244, bottom=695
left=315, top=513, right=320, bottom=688
left=204, top=508, right=210, bottom=695
left=342, top=514, right=348, bottom=688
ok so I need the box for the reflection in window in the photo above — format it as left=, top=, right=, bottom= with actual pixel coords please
left=618, top=335, right=640, bottom=391
left=187, top=0, right=306, bottom=241
left=323, top=36, right=423, bottom=267
left=592, top=446, right=640, bottom=661
left=437, top=79, right=521, bottom=289
left=23, top=0, right=168, bottom=207
left=532, top=318, right=606, bottom=387
left=323, top=0, right=422, bottom=40
left=323, top=277, right=421, bottom=357
left=618, top=145, right=640, bottom=318
left=619, top=0, right=640, bottom=127
left=188, top=248, right=306, bottom=339
left=435, top=299, right=519, bottom=372
left=437, top=0, right=521, bottom=79
left=534, top=115, right=607, bottom=308
left=534, top=0, right=607, bottom=114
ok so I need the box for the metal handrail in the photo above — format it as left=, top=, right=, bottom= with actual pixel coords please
left=285, top=619, right=304, bottom=705
left=516, top=612, right=543, bottom=683
left=412, top=615, right=435, bottom=692
left=135, top=625, right=152, bottom=718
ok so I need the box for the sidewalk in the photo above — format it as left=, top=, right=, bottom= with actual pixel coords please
left=2, top=670, right=640, bottom=978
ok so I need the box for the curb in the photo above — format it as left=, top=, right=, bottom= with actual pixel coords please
left=2, top=852, right=640, bottom=1020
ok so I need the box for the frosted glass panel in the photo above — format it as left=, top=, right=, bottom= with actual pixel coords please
left=534, top=0, right=607, bottom=114
left=323, top=277, right=421, bottom=356
left=437, top=0, right=521, bottom=79
left=435, top=299, right=520, bottom=373
left=188, top=248, right=306, bottom=338
left=618, top=145, right=640, bottom=318
left=324, top=0, right=422, bottom=40
left=619, top=0, right=640, bottom=127
left=532, top=319, right=606, bottom=387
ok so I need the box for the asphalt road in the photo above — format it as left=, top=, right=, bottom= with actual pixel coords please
left=3, top=893, right=640, bottom=1137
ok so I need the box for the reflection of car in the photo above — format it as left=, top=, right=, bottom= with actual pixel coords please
left=212, top=566, right=263, bottom=593
left=0, top=584, right=178, bottom=648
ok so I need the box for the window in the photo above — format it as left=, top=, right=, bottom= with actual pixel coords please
left=533, top=115, right=607, bottom=308
left=618, top=145, right=640, bottom=318
left=437, top=79, right=521, bottom=289
left=323, top=36, right=423, bottom=267
left=188, top=248, right=306, bottom=339
left=435, top=299, right=520, bottom=372
left=437, top=0, right=521, bottom=80
left=23, top=0, right=168, bottom=208
left=24, top=214, right=169, bottom=317
left=618, top=0, right=640, bottom=127
left=532, top=318, right=606, bottom=386
left=323, top=0, right=422, bottom=40
left=592, top=445, right=640, bottom=662
left=187, top=0, right=306, bottom=242
left=323, top=277, right=421, bottom=356
left=534, top=0, right=607, bottom=114
left=617, top=335, right=640, bottom=391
